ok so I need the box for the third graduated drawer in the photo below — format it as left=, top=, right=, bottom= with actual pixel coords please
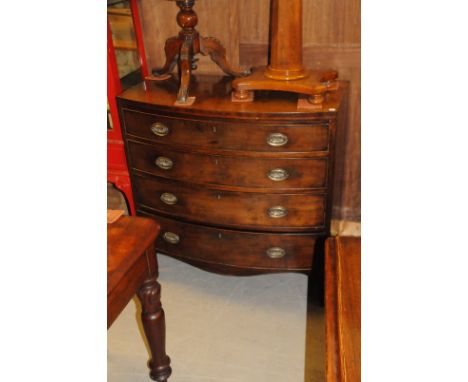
left=134, top=174, right=326, bottom=231
left=122, top=108, right=330, bottom=153
left=143, top=214, right=318, bottom=271
left=127, top=140, right=328, bottom=190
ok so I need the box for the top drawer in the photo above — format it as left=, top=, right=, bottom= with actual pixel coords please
left=121, top=108, right=329, bottom=153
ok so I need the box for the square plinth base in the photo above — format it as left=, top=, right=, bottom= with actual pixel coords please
left=174, top=96, right=196, bottom=107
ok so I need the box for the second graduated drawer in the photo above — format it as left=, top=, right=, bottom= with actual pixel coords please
left=134, top=175, right=326, bottom=231
left=122, top=108, right=329, bottom=153
left=127, top=140, right=328, bottom=190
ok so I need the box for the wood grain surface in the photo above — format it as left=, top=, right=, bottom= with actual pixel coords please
left=325, top=236, right=361, bottom=382
left=127, top=139, right=329, bottom=190
left=133, top=174, right=327, bottom=231
left=148, top=213, right=319, bottom=271
left=122, top=108, right=330, bottom=153
left=107, top=216, right=160, bottom=328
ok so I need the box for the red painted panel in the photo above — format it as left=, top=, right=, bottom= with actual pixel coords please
left=130, top=0, right=149, bottom=77
left=108, top=17, right=134, bottom=213
left=107, top=4, right=149, bottom=215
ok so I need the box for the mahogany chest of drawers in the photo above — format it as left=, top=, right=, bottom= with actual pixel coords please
left=117, top=75, right=347, bottom=275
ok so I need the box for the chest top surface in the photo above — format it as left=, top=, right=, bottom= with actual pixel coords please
left=117, top=74, right=346, bottom=120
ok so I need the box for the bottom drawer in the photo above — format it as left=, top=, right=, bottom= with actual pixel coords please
left=143, top=213, right=318, bottom=271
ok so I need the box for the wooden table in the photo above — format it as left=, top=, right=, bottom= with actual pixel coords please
left=325, top=236, right=361, bottom=382
left=108, top=216, right=172, bottom=381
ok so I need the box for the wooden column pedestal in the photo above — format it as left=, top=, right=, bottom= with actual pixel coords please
left=232, top=0, right=339, bottom=109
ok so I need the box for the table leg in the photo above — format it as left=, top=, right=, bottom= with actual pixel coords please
left=137, top=277, right=172, bottom=382
left=176, top=40, right=192, bottom=104
left=152, top=36, right=181, bottom=77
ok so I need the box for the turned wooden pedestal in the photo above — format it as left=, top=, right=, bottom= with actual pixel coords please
left=232, top=0, right=339, bottom=109
left=149, top=0, right=249, bottom=104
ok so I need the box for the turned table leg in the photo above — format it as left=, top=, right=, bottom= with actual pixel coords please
left=176, top=40, right=192, bottom=104
left=152, top=36, right=182, bottom=77
left=200, top=37, right=251, bottom=77
left=137, top=277, right=172, bottom=382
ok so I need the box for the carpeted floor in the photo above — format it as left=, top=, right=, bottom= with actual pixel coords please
left=108, top=254, right=324, bottom=382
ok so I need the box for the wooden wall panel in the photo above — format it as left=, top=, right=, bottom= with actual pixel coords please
left=138, top=0, right=361, bottom=222
left=303, top=0, right=360, bottom=45
left=238, top=0, right=360, bottom=45
left=239, top=0, right=270, bottom=44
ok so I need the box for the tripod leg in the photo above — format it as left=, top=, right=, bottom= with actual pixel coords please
left=200, top=37, right=251, bottom=77
left=176, top=40, right=192, bottom=104
left=152, top=36, right=181, bottom=77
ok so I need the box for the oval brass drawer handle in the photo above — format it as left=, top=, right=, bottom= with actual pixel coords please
left=160, top=192, right=178, bottom=205
left=268, top=168, right=289, bottom=181
left=266, top=247, right=286, bottom=259
left=163, top=232, right=180, bottom=245
left=268, top=206, right=288, bottom=218
left=155, top=156, right=173, bottom=170
left=150, top=122, right=170, bottom=137
left=267, top=132, right=288, bottom=147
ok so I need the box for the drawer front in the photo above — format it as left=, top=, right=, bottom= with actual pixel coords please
left=150, top=215, right=317, bottom=270
left=134, top=175, right=326, bottom=230
left=122, top=108, right=329, bottom=152
left=128, top=141, right=328, bottom=189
